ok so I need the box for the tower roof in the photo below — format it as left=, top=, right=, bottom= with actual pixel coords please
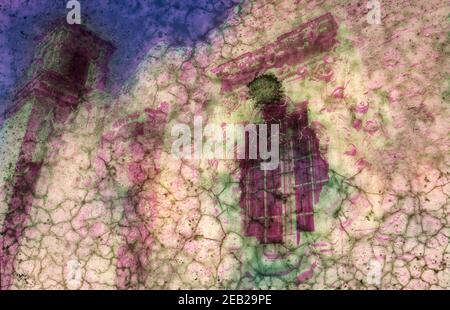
left=3, top=22, right=115, bottom=118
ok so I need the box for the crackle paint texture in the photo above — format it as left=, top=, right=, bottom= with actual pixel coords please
left=0, top=0, right=449, bottom=289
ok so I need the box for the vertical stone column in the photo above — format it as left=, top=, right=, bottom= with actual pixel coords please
left=0, top=24, right=113, bottom=290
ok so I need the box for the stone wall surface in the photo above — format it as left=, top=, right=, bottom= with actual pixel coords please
left=0, top=0, right=448, bottom=289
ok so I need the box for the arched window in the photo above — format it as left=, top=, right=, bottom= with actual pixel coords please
left=68, top=51, right=89, bottom=87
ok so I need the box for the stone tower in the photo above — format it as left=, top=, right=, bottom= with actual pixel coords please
left=0, top=23, right=114, bottom=290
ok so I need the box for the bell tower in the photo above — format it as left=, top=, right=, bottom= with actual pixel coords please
left=0, top=23, right=114, bottom=290
left=19, top=22, right=114, bottom=106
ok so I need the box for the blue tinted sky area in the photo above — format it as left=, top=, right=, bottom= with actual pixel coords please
left=0, top=0, right=241, bottom=112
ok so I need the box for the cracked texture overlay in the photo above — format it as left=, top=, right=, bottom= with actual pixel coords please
left=0, top=0, right=449, bottom=290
